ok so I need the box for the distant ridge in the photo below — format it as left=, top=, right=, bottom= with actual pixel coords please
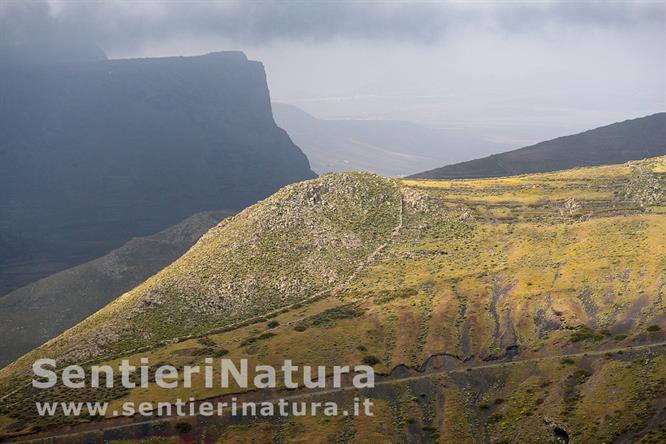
left=409, top=113, right=666, bottom=179
left=273, top=102, right=507, bottom=176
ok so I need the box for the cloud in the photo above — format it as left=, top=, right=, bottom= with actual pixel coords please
left=1, top=0, right=663, bottom=51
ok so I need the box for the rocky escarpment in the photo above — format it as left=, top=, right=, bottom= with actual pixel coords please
left=0, top=50, right=316, bottom=294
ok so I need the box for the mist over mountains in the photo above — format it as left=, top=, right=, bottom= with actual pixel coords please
left=0, top=48, right=315, bottom=295
left=273, top=103, right=507, bottom=176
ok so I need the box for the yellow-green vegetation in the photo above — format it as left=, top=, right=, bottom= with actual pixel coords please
left=0, top=157, right=665, bottom=443
left=1, top=172, right=401, bottom=369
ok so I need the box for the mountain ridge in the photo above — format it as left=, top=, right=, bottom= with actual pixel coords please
left=5, top=172, right=402, bottom=365
left=410, top=112, right=666, bottom=179
left=0, top=210, right=235, bottom=369
left=0, top=157, right=664, bottom=443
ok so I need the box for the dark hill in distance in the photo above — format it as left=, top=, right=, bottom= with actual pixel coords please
left=410, top=113, right=666, bottom=179
left=273, top=102, right=507, bottom=176
left=0, top=50, right=316, bottom=294
left=0, top=210, right=234, bottom=369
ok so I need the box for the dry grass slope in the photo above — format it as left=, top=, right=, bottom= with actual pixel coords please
left=0, top=157, right=665, bottom=443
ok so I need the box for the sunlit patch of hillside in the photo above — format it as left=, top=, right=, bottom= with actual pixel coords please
left=1, top=157, right=664, bottom=442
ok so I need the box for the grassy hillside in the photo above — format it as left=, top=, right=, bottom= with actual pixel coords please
left=0, top=210, right=235, bottom=369
left=0, top=158, right=664, bottom=443
left=411, top=113, right=666, bottom=179
left=0, top=173, right=401, bottom=369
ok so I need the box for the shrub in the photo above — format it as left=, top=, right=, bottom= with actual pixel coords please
left=374, top=287, right=418, bottom=304
left=488, top=413, right=503, bottom=423
left=212, top=348, right=229, bottom=357
left=193, top=347, right=229, bottom=357
left=357, top=345, right=368, bottom=352
left=151, top=421, right=168, bottom=431
left=198, top=337, right=216, bottom=347
left=572, top=368, right=592, bottom=384
left=175, top=422, right=192, bottom=434
left=570, top=326, right=604, bottom=343
left=560, top=357, right=575, bottom=365
left=307, top=305, right=365, bottom=326
left=292, top=304, right=364, bottom=333
left=240, top=332, right=277, bottom=347
left=362, top=355, right=381, bottom=366
left=267, top=320, right=280, bottom=329
left=647, top=325, right=661, bottom=332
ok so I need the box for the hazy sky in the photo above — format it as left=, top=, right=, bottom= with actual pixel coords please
left=2, top=0, right=665, bottom=146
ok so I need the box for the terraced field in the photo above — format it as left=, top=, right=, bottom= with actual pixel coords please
left=0, top=157, right=664, bottom=443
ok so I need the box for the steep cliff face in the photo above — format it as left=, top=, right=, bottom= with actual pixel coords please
left=0, top=51, right=316, bottom=294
